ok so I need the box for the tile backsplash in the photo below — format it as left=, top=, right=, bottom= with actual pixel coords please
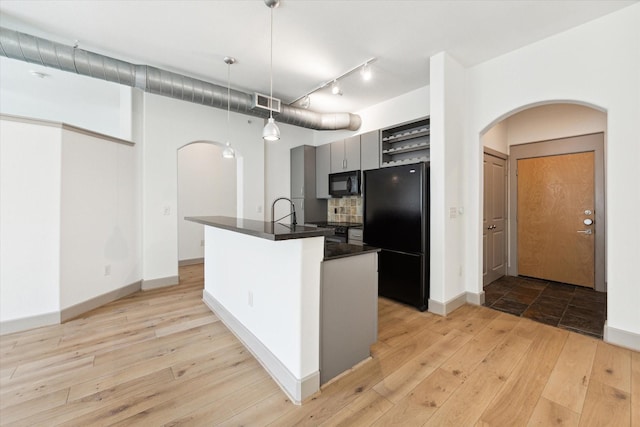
left=328, top=196, right=363, bottom=223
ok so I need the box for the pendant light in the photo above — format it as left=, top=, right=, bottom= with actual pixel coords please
left=222, top=56, right=236, bottom=159
left=262, top=0, right=281, bottom=142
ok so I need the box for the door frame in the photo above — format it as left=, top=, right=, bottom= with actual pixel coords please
left=508, top=133, right=605, bottom=291
left=483, top=147, right=508, bottom=287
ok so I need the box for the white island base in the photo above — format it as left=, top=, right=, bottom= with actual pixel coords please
left=202, top=225, right=325, bottom=404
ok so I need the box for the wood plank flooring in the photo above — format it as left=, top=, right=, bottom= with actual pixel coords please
left=1, top=264, right=638, bottom=426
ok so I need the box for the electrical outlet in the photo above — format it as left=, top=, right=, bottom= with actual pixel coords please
left=248, top=291, right=254, bottom=307
left=257, top=205, right=263, bottom=214
left=200, top=239, right=205, bottom=247
left=163, top=206, right=171, bottom=216
left=104, top=265, right=111, bottom=276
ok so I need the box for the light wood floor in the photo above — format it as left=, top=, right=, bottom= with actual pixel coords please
left=1, top=264, right=638, bottom=426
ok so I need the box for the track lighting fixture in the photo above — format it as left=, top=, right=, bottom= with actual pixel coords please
left=289, top=57, right=377, bottom=106
left=262, top=0, right=281, bottom=142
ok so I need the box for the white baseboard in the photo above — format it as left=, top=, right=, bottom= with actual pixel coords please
left=604, top=321, right=640, bottom=351
left=61, top=280, right=141, bottom=322
left=428, top=290, right=485, bottom=316
left=466, top=290, right=485, bottom=306
left=428, top=292, right=467, bottom=316
left=0, top=311, right=60, bottom=336
left=142, top=275, right=179, bottom=290
left=178, top=258, right=204, bottom=267
left=2, top=280, right=143, bottom=335
left=202, top=290, right=318, bottom=404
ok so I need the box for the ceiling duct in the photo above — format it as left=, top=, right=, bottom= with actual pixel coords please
left=0, top=26, right=361, bottom=132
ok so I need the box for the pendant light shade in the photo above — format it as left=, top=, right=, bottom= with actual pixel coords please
left=262, top=117, right=280, bottom=141
left=222, top=141, right=235, bottom=158
left=263, top=0, right=280, bottom=142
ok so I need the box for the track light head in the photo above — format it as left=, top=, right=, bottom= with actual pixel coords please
left=361, top=62, right=372, bottom=81
left=331, top=80, right=342, bottom=96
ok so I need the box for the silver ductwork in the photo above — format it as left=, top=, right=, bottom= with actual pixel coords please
left=0, top=27, right=361, bottom=131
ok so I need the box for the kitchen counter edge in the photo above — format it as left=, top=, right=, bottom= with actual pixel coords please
left=324, top=243, right=381, bottom=261
left=186, top=215, right=335, bottom=241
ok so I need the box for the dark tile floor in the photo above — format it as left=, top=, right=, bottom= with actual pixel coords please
left=483, top=275, right=607, bottom=339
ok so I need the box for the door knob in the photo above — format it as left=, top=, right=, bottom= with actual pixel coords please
left=577, top=229, right=593, bottom=235
left=583, top=218, right=594, bottom=225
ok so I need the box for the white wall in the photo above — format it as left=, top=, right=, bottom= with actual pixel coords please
left=481, top=120, right=508, bottom=153
left=0, top=57, right=127, bottom=139
left=59, top=130, right=140, bottom=309
left=140, top=92, right=265, bottom=284
left=506, top=103, right=607, bottom=146
left=429, top=52, right=468, bottom=310
left=0, top=119, right=62, bottom=330
left=177, top=142, right=237, bottom=261
left=0, top=116, right=141, bottom=330
left=464, top=4, right=640, bottom=347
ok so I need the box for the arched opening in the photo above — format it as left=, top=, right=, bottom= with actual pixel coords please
left=176, top=141, right=241, bottom=267
left=480, top=101, right=607, bottom=338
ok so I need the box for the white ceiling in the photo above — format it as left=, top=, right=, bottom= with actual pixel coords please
left=0, top=0, right=636, bottom=114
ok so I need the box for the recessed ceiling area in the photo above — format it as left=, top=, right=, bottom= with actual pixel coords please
left=0, top=0, right=636, bottom=113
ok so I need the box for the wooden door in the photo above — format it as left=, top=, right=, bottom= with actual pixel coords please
left=517, top=152, right=595, bottom=287
left=483, top=153, right=507, bottom=286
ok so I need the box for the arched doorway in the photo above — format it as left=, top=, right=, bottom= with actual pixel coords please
left=177, top=141, right=239, bottom=265
left=480, top=102, right=607, bottom=338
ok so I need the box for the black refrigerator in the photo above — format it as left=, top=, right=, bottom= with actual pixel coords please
left=363, top=163, right=430, bottom=311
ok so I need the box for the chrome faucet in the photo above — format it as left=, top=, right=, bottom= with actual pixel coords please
left=271, top=197, right=297, bottom=226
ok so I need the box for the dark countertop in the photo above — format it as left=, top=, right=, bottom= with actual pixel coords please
left=186, top=216, right=335, bottom=241
left=324, top=242, right=380, bottom=261
left=307, top=221, right=363, bottom=228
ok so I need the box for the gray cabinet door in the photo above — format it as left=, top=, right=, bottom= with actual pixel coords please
left=330, top=140, right=345, bottom=173
left=330, top=137, right=361, bottom=173
left=344, top=136, right=361, bottom=172
left=290, top=146, right=305, bottom=198
left=360, top=131, right=380, bottom=171
left=291, top=145, right=317, bottom=199
left=316, top=143, right=331, bottom=199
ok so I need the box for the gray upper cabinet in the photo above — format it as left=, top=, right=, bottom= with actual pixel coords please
left=315, top=143, right=331, bottom=199
left=290, top=145, right=316, bottom=199
left=330, top=139, right=345, bottom=174
left=291, top=145, right=327, bottom=224
left=330, top=136, right=361, bottom=173
left=291, top=145, right=316, bottom=198
left=360, top=130, right=380, bottom=171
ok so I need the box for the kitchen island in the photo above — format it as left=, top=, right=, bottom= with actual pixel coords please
left=186, top=216, right=379, bottom=404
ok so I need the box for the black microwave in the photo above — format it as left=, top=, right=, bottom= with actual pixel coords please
left=329, top=170, right=361, bottom=197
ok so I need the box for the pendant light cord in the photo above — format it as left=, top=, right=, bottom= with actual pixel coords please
left=269, top=5, right=274, bottom=120
left=227, top=61, right=231, bottom=142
